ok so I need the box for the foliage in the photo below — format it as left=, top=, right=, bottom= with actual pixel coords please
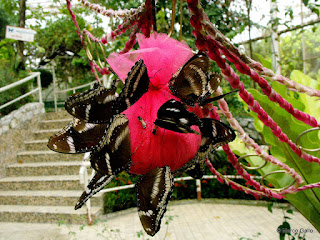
left=0, top=38, right=31, bottom=116
left=272, top=205, right=308, bottom=240
left=103, top=172, right=138, bottom=213
left=280, top=27, right=320, bottom=78
left=95, top=0, right=248, bottom=50
left=32, top=12, right=103, bottom=81
left=0, top=0, right=19, bottom=30
left=229, top=70, right=320, bottom=232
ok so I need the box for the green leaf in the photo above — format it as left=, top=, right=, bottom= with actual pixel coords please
left=229, top=71, right=320, bottom=232
left=287, top=209, right=294, bottom=214
left=255, top=53, right=273, bottom=70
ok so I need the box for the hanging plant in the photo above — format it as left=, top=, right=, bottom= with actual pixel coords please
left=47, top=0, right=320, bottom=236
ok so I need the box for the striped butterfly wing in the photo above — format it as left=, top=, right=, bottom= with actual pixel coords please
left=154, top=99, right=201, bottom=135
left=115, top=59, right=150, bottom=113
left=65, top=59, right=149, bottom=123
left=172, top=117, right=236, bottom=179
left=184, top=157, right=205, bottom=179
left=65, top=83, right=118, bottom=124
left=174, top=154, right=205, bottom=179
left=199, top=118, right=236, bottom=154
left=47, top=118, right=106, bottom=153
left=207, top=72, right=221, bottom=95
left=169, top=53, right=211, bottom=106
left=75, top=172, right=114, bottom=210
left=136, top=166, right=174, bottom=236
left=90, top=114, right=131, bottom=175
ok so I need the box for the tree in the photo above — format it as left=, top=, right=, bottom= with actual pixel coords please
left=17, top=0, right=26, bottom=70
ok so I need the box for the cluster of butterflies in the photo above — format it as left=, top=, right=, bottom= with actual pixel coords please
left=48, top=52, right=236, bottom=236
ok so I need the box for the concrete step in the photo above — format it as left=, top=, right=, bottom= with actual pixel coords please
left=33, top=129, right=62, bottom=140
left=0, top=175, right=82, bottom=191
left=0, top=205, right=101, bottom=224
left=25, top=139, right=51, bottom=151
left=17, top=151, right=84, bottom=163
left=45, top=111, right=70, bottom=120
left=39, top=118, right=72, bottom=129
left=6, top=161, right=82, bottom=177
left=0, top=190, right=102, bottom=207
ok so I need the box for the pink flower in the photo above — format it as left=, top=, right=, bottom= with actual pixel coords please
left=107, top=33, right=202, bottom=174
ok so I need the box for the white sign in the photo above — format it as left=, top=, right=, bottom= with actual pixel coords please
left=5, top=26, right=36, bottom=42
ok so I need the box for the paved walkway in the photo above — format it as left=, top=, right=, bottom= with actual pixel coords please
left=0, top=200, right=319, bottom=240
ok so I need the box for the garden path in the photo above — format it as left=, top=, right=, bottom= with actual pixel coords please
left=0, top=199, right=318, bottom=240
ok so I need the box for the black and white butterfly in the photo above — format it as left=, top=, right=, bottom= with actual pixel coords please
left=154, top=99, right=201, bottom=135
left=47, top=118, right=107, bottom=154
left=136, top=166, right=174, bottom=236
left=169, top=52, right=221, bottom=106
left=154, top=99, right=236, bottom=178
left=186, top=118, right=235, bottom=178
left=65, top=59, right=149, bottom=124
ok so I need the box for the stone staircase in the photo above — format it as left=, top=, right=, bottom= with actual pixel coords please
left=0, top=111, right=102, bottom=224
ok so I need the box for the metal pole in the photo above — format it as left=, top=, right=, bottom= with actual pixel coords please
left=52, top=61, right=57, bottom=112
left=84, top=168, right=93, bottom=225
left=102, top=74, right=107, bottom=88
left=196, top=179, right=201, bottom=201
left=301, top=0, right=307, bottom=74
left=37, top=73, right=43, bottom=104
left=270, top=0, right=281, bottom=75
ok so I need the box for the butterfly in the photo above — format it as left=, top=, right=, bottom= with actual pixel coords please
left=75, top=114, right=131, bottom=210
left=48, top=59, right=149, bottom=210
left=64, top=59, right=149, bottom=124
left=154, top=99, right=201, bottom=135
left=155, top=99, right=236, bottom=178
left=136, top=166, right=174, bottom=236
left=169, top=52, right=221, bottom=106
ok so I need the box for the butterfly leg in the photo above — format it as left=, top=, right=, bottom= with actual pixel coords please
left=136, top=166, right=174, bottom=236
left=75, top=172, right=114, bottom=210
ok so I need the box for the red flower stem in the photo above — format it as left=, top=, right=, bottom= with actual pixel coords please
left=208, top=32, right=320, bottom=98
left=280, top=182, right=320, bottom=194
left=67, top=0, right=103, bottom=83
left=66, top=0, right=82, bottom=39
left=82, top=29, right=101, bottom=43
left=205, top=159, right=283, bottom=199
left=206, top=37, right=320, bottom=165
left=120, top=24, right=139, bottom=54
left=214, top=89, right=303, bottom=188
left=80, top=0, right=145, bottom=18
left=187, top=0, right=305, bottom=194
left=210, top=107, right=286, bottom=198
left=101, top=19, right=137, bottom=44
left=216, top=40, right=320, bottom=128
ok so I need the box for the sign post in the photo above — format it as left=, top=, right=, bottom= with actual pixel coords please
left=5, top=25, right=36, bottom=42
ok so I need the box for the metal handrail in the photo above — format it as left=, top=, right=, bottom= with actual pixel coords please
left=79, top=151, right=262, bottom=224
left=52, top=72, right=111, bottom=112
left=0, top=72, right=42, bottom=111
left=57, top=81, right=96, bottom=94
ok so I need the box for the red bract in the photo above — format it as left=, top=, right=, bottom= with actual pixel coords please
left=107, top=33, right=202, bottom=174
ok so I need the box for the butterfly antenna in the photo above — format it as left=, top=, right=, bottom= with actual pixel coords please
left=200, top=90, right=239, bottom=106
